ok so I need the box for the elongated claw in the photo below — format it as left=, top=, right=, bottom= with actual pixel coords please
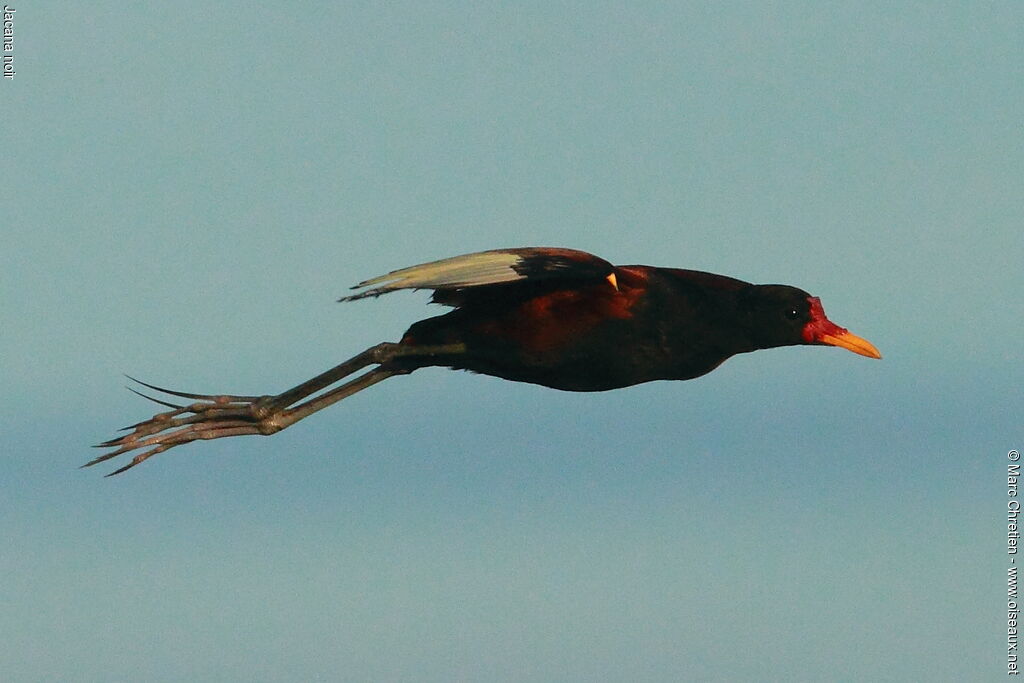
left=126, top=386, right=183, bottom=410
left=125, top=375, right=261, bottom=402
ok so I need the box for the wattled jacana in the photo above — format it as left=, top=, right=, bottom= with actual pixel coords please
left=90, top=247, right=880, bottom=475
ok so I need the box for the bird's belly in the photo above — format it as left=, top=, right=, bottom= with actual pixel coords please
left=457, top=327, right=711, bottom=392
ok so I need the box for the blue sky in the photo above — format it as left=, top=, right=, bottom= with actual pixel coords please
left=3, top=2, right=1021, bottom=680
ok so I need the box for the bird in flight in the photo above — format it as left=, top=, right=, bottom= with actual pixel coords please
left=89, top=247, right=881, bottom=475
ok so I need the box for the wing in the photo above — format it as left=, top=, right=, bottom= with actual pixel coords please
left=339, top=247, right=616, bottom=303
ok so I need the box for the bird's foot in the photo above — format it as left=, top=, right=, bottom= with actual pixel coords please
left=86, top=378, right=282, bottom=476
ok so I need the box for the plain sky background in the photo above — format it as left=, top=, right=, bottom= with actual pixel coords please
left=3, top=2, right=1021, bottom=681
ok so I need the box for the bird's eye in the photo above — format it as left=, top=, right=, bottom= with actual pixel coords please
left=784, top=308, right=800, bottom=320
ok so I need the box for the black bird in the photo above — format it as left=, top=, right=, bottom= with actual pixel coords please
left=90, top=247, right=881, bottom=475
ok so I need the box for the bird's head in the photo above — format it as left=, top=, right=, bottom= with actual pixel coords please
left=741, top=285, right=881, bottom=359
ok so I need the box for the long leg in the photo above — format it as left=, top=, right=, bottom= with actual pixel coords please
left=88, top=341, right=465, bottom=476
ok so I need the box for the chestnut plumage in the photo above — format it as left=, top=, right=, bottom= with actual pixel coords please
left=90, top=247, right=880, bottom=475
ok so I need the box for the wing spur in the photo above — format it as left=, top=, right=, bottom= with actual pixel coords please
left=339, top=247, right=616, bottom=302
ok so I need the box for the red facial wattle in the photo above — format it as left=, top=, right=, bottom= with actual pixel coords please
left=801, top=297, right=882, bottom=359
